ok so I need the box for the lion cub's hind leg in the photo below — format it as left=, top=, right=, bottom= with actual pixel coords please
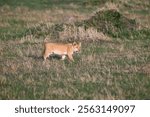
left=43, top=51, right=52, bottom=61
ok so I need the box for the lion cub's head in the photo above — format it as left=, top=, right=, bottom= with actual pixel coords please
left=72, top=42, right=81, bottom=53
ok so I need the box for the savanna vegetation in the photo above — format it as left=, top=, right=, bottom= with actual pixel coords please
left=0, top=0, right=150, bottom=99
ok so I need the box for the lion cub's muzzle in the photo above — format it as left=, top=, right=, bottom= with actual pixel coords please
left=74, top=49, right=81, bottom=54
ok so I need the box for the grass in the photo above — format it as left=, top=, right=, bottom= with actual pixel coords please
left=0, top=0, right=109, bottom=11
left=0, top=0, right=150, bottom=99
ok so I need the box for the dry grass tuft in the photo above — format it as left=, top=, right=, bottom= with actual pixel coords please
left=96, top=2, right=120, bottom=12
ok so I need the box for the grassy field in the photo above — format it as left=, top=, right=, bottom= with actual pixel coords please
left=0, top=0, right=150, bottom=99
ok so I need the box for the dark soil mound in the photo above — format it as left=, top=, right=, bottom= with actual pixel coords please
left=77, top=10, right=137, bottom=38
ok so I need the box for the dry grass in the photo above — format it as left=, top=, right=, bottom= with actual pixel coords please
left=0, top=0, right=150, bottom=99
left=59, top=24, right=111, bottom=41
left=0, top=5, right=87, bottom=26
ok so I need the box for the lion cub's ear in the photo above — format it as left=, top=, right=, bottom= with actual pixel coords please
left=79, top=42, right=81, bottom=47
left=72, top=42, right=77, bottom=46
left=44, top=37, right=49, bottom=43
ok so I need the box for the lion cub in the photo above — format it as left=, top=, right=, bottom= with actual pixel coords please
left=43, top=42, right=81, bottom=61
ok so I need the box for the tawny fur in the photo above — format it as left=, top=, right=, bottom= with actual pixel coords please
left=43, top=42, right=81, bottom=61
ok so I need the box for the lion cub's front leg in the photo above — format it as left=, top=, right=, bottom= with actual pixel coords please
left=68, top=53, right=74, bottom=61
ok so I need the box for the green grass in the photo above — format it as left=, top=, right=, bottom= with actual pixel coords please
left=0, top=0, right=109, bottom=10
left=0, top=0, right=150, bottom=99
